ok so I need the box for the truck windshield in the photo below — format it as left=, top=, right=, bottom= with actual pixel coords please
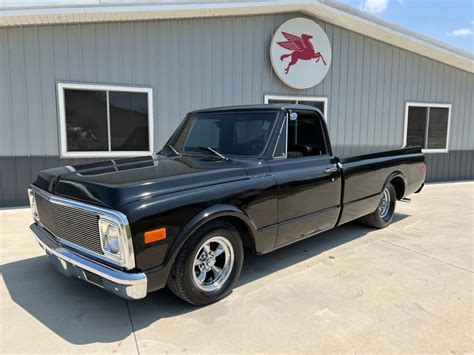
left=172, top=112, right=277, bottom=157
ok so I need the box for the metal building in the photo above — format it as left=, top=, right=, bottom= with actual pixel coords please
left=1, top=1, right=473, bottom=207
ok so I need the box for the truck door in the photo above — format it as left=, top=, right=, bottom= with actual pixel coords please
left=268, top=110, right=342, bottom=247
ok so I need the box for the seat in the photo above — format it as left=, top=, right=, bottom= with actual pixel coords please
left=287, top=150, right=304, bottom=158
left=288, top=144, right=312, bottom=157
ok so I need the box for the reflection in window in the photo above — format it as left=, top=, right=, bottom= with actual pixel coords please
left=180, top=113, right=276, bottom=157
left=406, top=106, right=428, bottom=148
left=61, top=86, right=151, bottom=154
left=427, top=108, right=449, bottom=149
left=65, top=90, right=108, bottom=151
left=185, top=118, right=220, bottom=149
left=406, top=104, right=450, bottom=150
left=109, top=92, right=149, bottom=151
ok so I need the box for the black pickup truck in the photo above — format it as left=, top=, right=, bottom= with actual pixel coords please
left=29, top=104, right=425, bottom=305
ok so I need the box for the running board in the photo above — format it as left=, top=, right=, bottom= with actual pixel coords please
left=400, top=198, right=411, bottom=203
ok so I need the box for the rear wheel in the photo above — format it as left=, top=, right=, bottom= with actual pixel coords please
left=167, top=221, right=244, bottom=305
left=359, top=183, right=396, bottom=228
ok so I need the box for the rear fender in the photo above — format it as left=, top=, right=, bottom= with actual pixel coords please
left=384, top=172, right=407, bottom=199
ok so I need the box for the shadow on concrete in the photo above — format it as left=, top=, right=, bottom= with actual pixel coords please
left=1, top=214, right=409, bottom=345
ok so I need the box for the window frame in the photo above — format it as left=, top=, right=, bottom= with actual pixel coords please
left=403, top=102, right=451, bottom=154
left=57, top=82, right=154, bottom=158
left=264, top=94, right=328, bottom=122
left=271, top=109, right=330, bottom=161
left=272, top=113, right=289, bottom=160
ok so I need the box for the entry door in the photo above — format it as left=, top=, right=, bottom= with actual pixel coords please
left=269, top=156, right=341, bottom=247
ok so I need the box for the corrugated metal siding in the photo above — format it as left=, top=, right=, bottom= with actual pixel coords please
left=0, top=14, right=473, bottom=206
left=0, top=156, right=107, bottom=206
left=424, top=151, right=474, bottom=182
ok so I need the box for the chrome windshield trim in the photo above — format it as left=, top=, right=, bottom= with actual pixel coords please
left=29, top=185, right=136, bottom=270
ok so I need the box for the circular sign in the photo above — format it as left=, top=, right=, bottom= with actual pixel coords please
left=270, top=18, right=332, bottom=89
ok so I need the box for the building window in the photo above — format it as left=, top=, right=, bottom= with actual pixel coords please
left=404, top=102, right=451, bottom=153
left=57, top=83, right=153, bottom=157
left=264, top=95, right=328, bottom=120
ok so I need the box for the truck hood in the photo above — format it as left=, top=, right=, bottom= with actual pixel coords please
left=33, top=154, right=252, bottom=210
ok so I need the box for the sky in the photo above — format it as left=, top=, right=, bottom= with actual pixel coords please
left=338, top=0, right=474, bottom=54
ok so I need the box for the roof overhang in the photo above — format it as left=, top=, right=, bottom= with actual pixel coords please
left=1, top=0, right=473, bottom=73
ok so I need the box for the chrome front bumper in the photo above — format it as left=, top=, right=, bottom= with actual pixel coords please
left=30, top=223, right=147, bottom=300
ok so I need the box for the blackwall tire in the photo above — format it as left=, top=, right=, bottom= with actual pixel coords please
left=167, top=221, right=244, bottom=306
left=359, top=183, right=397, bottom=229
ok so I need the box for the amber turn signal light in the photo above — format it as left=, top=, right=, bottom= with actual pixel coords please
left=144, top=228, right=167, bottom=244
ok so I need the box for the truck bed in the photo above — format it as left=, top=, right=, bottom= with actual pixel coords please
left=333, top=145, right=422, bottom=164
left=334, top=145, right=425, bottom=225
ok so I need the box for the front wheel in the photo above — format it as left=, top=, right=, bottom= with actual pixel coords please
left=359, top=183, right=397, bottom=228
left=167, top=221, right=244, bottom=305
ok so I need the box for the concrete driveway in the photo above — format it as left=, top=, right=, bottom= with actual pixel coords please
left=1, top=182, right=473, bottom=353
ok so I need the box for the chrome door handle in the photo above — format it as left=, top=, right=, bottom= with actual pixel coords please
left=324, top=166, right=338, bottom=174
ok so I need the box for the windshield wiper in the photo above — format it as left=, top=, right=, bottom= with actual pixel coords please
left=164, top=144, right=181, bottom=156
left=197, top=146, right=229, bottom=160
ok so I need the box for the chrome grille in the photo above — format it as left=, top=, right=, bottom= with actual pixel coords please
left=35, top=194, right=103, bottom=255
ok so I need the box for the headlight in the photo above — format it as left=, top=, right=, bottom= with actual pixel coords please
left=99, top=219, right=121, bottom=256
left=28, top=189, right=39, bottom=221
left=98, top=216, right=134, bottom=268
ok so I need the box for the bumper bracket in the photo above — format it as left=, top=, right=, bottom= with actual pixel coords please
left=30, top=223, right=147, bottom=300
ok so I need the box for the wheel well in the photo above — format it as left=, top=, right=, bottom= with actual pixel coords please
left=216, top=216, right=256, bottom=252
left=390, top=176, right=405, bottom=200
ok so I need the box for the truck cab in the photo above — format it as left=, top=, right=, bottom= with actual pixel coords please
left=29, top=104, right=425, bottom=305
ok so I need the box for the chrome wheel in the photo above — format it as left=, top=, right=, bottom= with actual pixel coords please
left=192, top=236, right=234, bottom=292
left=378, top=187, right=391, bottom=219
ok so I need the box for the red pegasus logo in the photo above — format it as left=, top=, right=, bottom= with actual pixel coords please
left=277, top=32, right=327, bottom=74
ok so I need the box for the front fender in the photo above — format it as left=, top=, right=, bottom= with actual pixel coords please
left=165, top=204, right=258, bottom=266
left=141, top=204, right=260, bottom=293
left=121, top=171, right=278, bottom=291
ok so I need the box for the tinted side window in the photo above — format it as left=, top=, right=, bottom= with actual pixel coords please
left=65, top=89, right=108, bottom=151
left=62, top=87, right=151, bottom=154
left=406, top=106, right=427, bottom=148
left=406, top=105, right=450, bottom=150
left=109, top=92, right=149, bottom=151
left=427, top=107, right=449, bottom=149
left=287, top=112, right=327, bottom=158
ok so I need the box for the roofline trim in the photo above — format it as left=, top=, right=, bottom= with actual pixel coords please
left=317, top=0, right=472, bottom=61
left=1, top=0, right=472, bottom=73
